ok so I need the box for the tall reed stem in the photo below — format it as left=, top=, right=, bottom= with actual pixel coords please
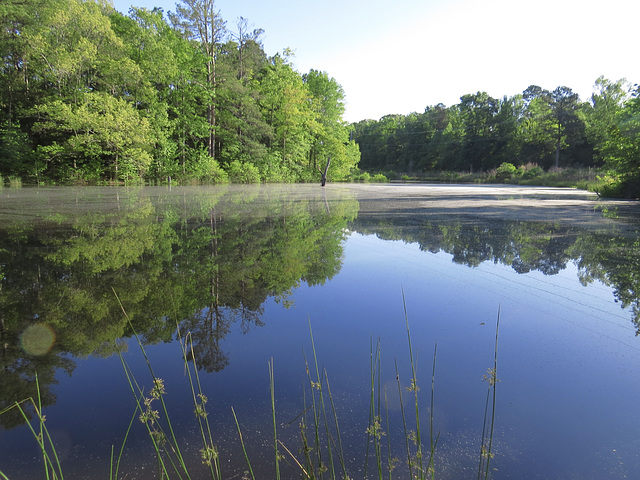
left=269, top=358, right=281, bottom=480
left=402, top=289, right=424, bottom=479
left=478, top=307, right=500, bottom=480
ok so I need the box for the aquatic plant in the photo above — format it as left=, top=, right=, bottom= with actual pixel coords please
left=0, top=296, right=502, bottom=480
left=0, top=375, right=64, bottom=480
left=478, top=308, right=500, bottom=480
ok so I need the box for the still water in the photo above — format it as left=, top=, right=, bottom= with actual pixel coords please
left=1, top=184, right=639, bottom=479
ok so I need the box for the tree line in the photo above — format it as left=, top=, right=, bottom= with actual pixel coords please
left=353, top=80, right=640, bottom=197
left=0, top=0, right=359, bottom=184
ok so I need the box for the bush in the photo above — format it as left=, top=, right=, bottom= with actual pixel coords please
left=8, top=176, right=22, bottom=187
left=596, top=176, right=640, bottom=199
left=372, top=173, right=388, bottom=183
left=495, top=162, right=517, bottom=181
left=521, top=166, right=544, bottom=180
left=351, top=172, right=371, bottom=182
left=227, top=160, right=261, bottom=184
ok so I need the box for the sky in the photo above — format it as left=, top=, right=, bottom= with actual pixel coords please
left=110, top=0, right=640, bottom=123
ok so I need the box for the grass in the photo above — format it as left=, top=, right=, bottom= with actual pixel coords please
left=8, top=176, right=22, bottom=187
left=386, top=165, right=608, bottom=192
left=0, top=375, right=64, bottom=480
left=1, top=296, right=502, bottom=480
left=478, top=308, right=500, bottom=480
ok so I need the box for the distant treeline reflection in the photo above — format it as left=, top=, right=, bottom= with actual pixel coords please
left=350, top=214, right=640, bottom=333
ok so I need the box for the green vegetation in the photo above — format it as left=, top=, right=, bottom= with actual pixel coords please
left=384, top=164, right=604, bottom=189
left=353, top=79, right=640, bottom=198
left=3, top=1, right=638, bottom=193
left=0, top=0, right=359, bottom=185
left=1, top=299, right=501, bottom=480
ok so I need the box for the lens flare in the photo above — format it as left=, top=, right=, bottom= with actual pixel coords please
left=20, top=323, right=56, bottom=356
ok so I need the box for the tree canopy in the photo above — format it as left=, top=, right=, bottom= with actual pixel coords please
left=353, top=78, right=639, bottom=197
left=0, top=0, right=359, bottom=184
left=2, top=0, right=638, bottom=195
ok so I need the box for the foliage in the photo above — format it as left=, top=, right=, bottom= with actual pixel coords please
left=598, top=85, right=640, bottom=197
left=495, top=162, right=517, bottom=181
left=371, top=173, right=388, bottom=182
left=227, top=159, right=260, bottom=183
left=0, top=0, right=358, bottom=184
left=353, top=78, right=638, bottom=197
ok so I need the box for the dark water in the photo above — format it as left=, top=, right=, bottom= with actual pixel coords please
left=1, top=184, right=639, bottom=479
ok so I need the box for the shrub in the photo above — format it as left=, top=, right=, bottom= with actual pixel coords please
left=495, top=162, right=517, bottom=181
left=351, top=172, right=371, bottom=182
left=372, top=173, right=388, bottom=183
left=8, top=176, right=22, bottom=187
left=521, top=166, right=544, bottom=180
left=227, top=160, right=261, bottom=184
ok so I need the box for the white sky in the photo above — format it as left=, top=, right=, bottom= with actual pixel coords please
left=111, top=0, right=640, bottom=123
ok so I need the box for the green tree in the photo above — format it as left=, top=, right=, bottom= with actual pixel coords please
left=260, top=52, right=316, bottom=180
left=304, top=69, right=358, bottom=180
left=28, top=0, right=139, bottom=102
left=0, top=0, right=59, bottom=178
left=34, top=92, right=154, bottom=182
left=600, top=86, right=640, bottom=197
left=216, top=19, right=272, bottom=171
left=550, top=86, right=585, bottom=168
left=458, top=91, right=499, bottom=171
left=582, top=76, right=631, bottom=163
left=170, top=0, right=226, bottom=160
left=110, top=7, right=180, bottom=178
left=163, top=23, right=214, bottom=178
left=520, top=86, right=557, bottom=167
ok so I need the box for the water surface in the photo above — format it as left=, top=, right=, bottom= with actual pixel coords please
left=1, top=184, right=639, bottom=479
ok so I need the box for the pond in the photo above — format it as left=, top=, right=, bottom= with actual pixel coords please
left=1, top=183, right=639, bottom=480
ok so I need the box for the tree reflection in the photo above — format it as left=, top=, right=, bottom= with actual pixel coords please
left=351, top=214, right=640, bottom=331
left=0, top=187, right=357, bottom=428
left=569, top=233, right=640, bottom=333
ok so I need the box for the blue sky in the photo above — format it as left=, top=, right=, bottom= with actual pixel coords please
left=111, top=0, right=640, bottom=122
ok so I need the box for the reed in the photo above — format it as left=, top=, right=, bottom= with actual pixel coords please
left=231, top=406, right=255, bottom=480
left=0, top=374, right=64, bottom=480
left=402, top=289, right=426, bottom=479
left=8, top=176, right=22, bottom=187
left=308, top=319, right=337, bottom=479
left=177, top=329, right=220, bottom=478
left=477, top=307, right=500, bottom=480
left=269, top=358, right=281, bottom=480
left=1, top=296, right=502, bottom=480
left=286, top=317, right=349, bottom=479
left=365, top=336, right=384, bottom=479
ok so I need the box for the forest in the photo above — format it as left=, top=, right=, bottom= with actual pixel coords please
left=0, top=0, right=359, bottom=184
left=1, top=1, right=639, bottom=196
left=353, top=80, right=640, bottom=197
